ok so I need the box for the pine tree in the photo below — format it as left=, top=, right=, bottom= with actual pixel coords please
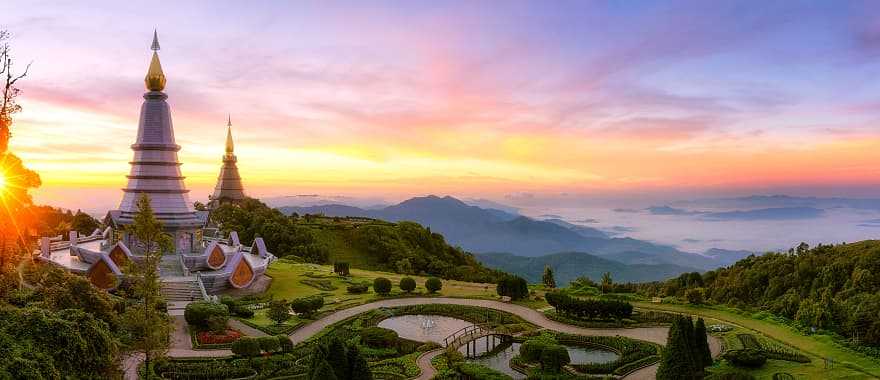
left=681, top=316, right=702, bottom=377
left=542, top=265, right=557, bottom=289
left=347, top=344, right=373, bottom=380
left=121, top=194, right=174, bottom=378
left=309, top=357, right=338, bottom=380
left=693, top=318, right=713, bottom=369
left=326, top=337, right=349, bottom=380
left=657, top=316, right=698, bottom=380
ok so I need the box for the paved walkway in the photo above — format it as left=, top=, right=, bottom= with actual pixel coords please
left=288, top=297, right=722, bottom=379
left=129, top=297, right=722, bottom=380
left=415, top=349, right=445, bottom=380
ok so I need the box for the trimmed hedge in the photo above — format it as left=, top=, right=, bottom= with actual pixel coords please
left=258, top=336, right=281, bottom=353
left=540, top=344, right=570, bottom=372
left=184, top=301, right=229, bottom=328
left=454, top=362, right=511, bottom=380
left=276, top=334, right=294, bottom=353
left=723, top=349, right=767, bottom=368
left=347, top=283, right=369, bottom=294
left=546, top=291, right=633, bottom=320
left=231, top=336, right=261, bottom=357
left=361, top=327, right=399, bottom=348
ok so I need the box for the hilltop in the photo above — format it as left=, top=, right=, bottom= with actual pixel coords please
left=211, top=198, right=504, bottom=283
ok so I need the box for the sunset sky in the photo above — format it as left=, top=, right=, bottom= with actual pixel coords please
left=4, top=1, right=880, bottom=212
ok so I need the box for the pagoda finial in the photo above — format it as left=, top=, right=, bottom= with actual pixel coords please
left=151, top=29, right=160, bottom=51
left=145, top=30, right=166, bottom=91
left=225, top=117, right=234, bottom=153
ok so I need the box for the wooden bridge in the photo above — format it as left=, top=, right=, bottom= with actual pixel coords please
left=443, top=324, right=513, bottom=358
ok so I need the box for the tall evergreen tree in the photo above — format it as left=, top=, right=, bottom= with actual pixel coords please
left=120, top=194, right=173, bottom=378
left=309, top=357, right=338, bottom=380
left=346, top=344, right=373, bottom=380
left=681, top=316, right=702, bottom=376
left=693, top=318, right=713, bottom=368
left=542, top=265, right=556, bottom=288
left=326, top=337, right=349, bottom=380
left=657, top=316, right=699, bottom=380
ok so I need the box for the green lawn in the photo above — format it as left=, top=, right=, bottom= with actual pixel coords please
left=263, top=261, right=499, bottom=312
left=634, top=302, right=880, bottom=379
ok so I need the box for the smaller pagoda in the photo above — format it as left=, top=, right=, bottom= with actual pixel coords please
left=207, top=116, right=246, bottom=209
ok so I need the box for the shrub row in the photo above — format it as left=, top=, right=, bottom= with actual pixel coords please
left=231, top=335, right=295, bottom=357
left=546, top=291, right=633, bottom=320
left=723, top=349, right=767, bottom=368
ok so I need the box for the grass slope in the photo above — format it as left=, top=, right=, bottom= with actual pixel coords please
left=634, top=302, right=880, bottom=379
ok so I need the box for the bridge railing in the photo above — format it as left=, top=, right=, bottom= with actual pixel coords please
left=443, top=323, right=492, bottom=348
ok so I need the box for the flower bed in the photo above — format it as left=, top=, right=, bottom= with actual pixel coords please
left=197, top=329, right=242, bottom=345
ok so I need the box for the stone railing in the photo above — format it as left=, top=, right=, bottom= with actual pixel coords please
left=195, top=272, right=211, bottom=301
left=178, top=254, right=190, bottom=276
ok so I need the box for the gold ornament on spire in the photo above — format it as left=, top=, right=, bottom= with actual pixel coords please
left=145, top=30, right=166, bottom=91
left=225, top=115, right=235, bottom=153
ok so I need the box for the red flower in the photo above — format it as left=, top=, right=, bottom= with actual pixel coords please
left=197, top=329, right=243, bottom=345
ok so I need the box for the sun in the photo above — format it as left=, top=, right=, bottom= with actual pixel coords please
left=0, top=172, right=6, bottom=194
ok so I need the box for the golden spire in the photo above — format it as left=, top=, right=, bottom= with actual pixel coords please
left=145, top=30, right=166, bottom=91
left=225, top=115, right=234, bottom=153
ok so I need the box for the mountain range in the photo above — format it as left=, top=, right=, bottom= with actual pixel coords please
left=474, top=252, right=697, bottom=285
left=279, top=195, right=756, bottom=282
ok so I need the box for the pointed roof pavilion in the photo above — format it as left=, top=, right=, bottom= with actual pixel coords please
left=208, top=115, right=246, bottom=208
left=109, top=31, right=203, bottom=229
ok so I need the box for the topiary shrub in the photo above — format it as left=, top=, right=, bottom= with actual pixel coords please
left=257, top=336, right=281, bottom=353
left=425, top=277, right=442, bottom=293
left=540, top=344, right=571, bottom=373
left=233, top=305, right=254, bottom=318
left=347, top=283, right=369, bottom=294
left=496, top=275, right=529, bottom=300
left=333, top=262, right=350, bottom=276
left=290, top=295, right=323, bottom=318
left=520, top=335, right=557, bottom=362
left=276, top=334, right=294, bottom=353
left=723, top=349, right=767, bottom=368
left=399, top=277, right=416, bottom=293
left=373, top=277, right=392, bottom=295
left=360, top=326, right=398, bottom=348
left=206, top=315, right=228, bottom=333
left=184, top=301, right=229, bottom=328
left=231, top=336, right=261, bottom=357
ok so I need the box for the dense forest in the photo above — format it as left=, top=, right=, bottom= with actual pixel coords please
left=638, top=241, right=880, bottom=346
left=210, top=198, right=504, bottom=283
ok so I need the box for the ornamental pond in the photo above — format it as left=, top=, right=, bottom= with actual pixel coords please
left=377, top=314, right=620, bottom=378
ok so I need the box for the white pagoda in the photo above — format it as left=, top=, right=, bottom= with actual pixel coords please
left=37, top=32, right=273, bottom=303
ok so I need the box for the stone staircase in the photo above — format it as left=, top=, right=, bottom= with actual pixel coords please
left=158, top=254, right=204, bottom=313
left=159, top=254, right=185, bottom=277
left=161, top=278, right=202, bottom=302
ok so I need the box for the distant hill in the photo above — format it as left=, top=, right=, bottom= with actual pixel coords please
left=280, top=195, right=732, bottom=274
left=700, top=207, right=824, bottom=221
left=475, top=252, right=700, bottom=285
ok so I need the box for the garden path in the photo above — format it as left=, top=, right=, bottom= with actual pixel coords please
left=128, top=297, right=721, bottom=380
